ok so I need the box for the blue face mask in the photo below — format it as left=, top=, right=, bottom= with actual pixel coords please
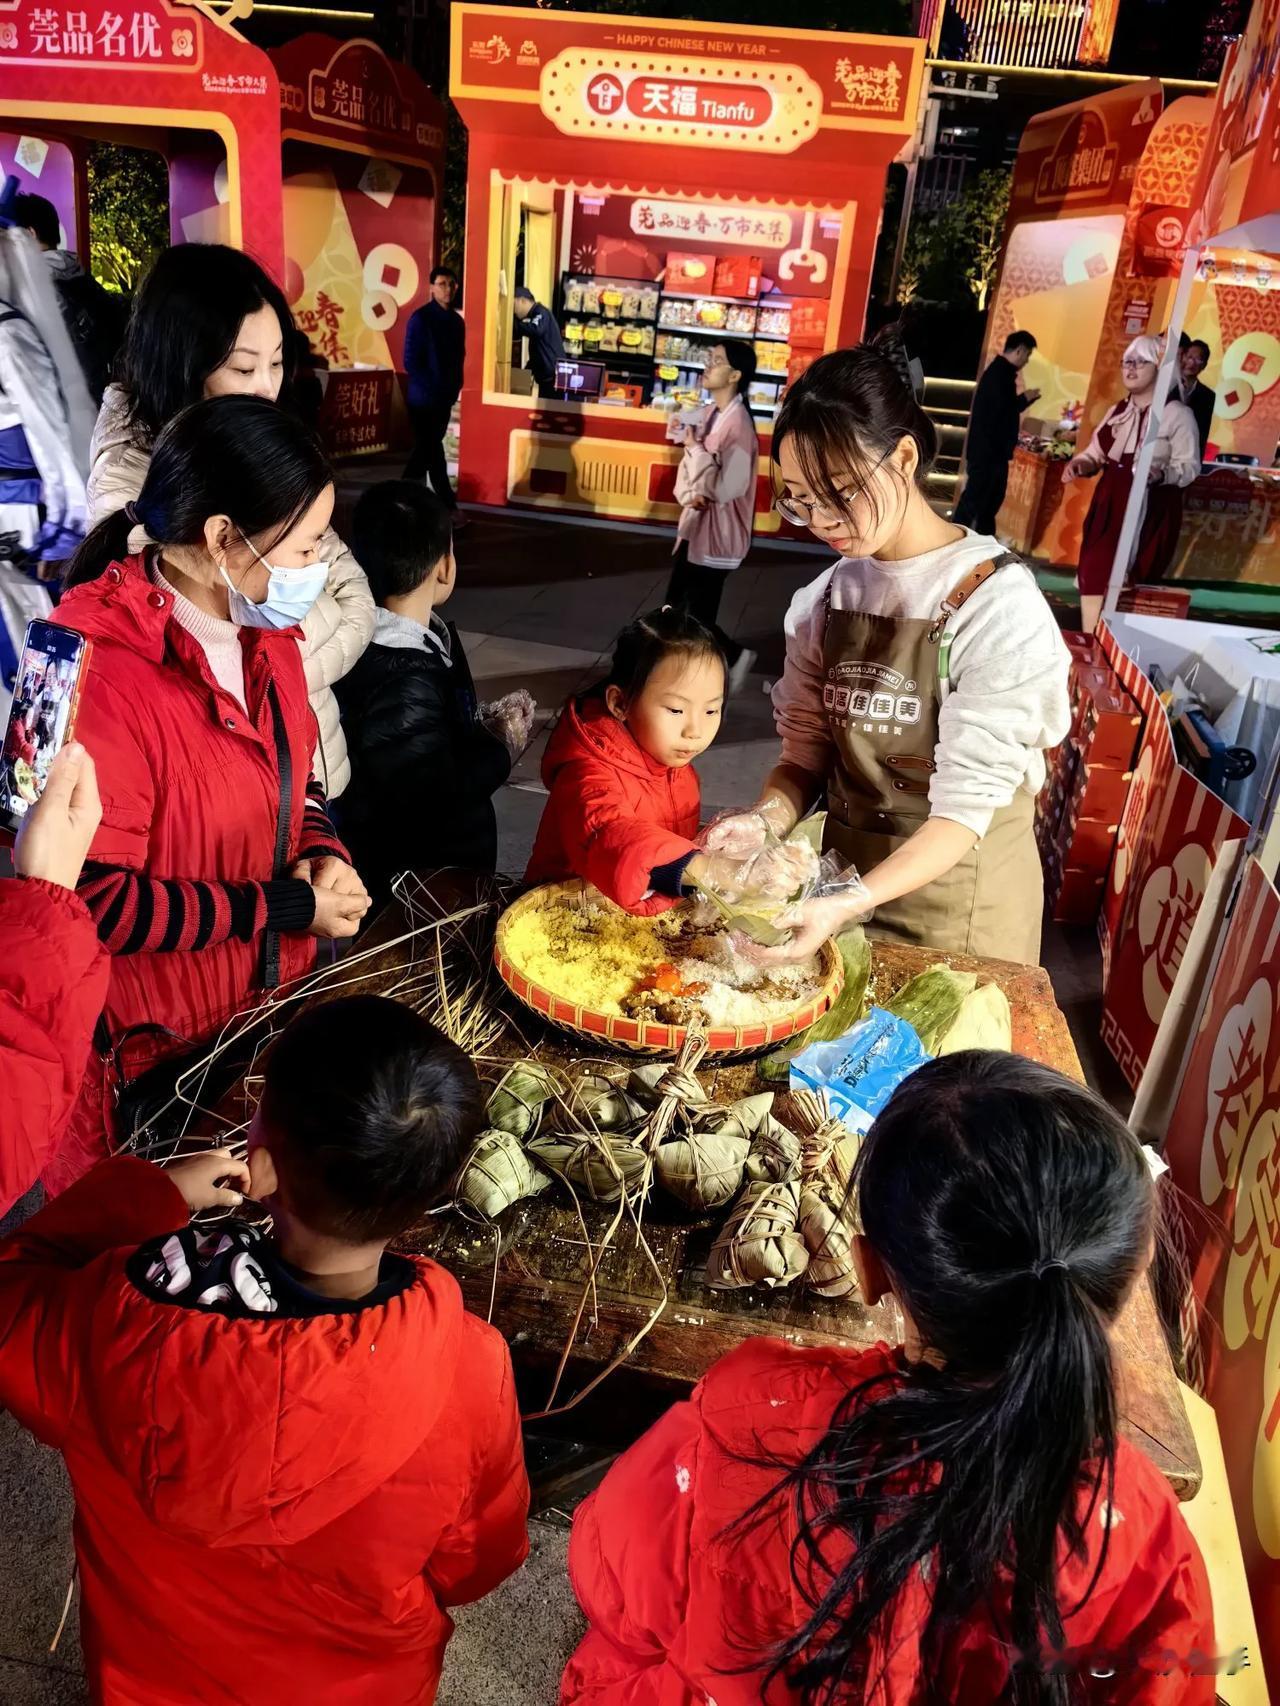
left=221, top=532, right=329, bottom=631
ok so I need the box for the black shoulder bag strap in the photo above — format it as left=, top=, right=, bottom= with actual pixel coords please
left=262, top=680, right=294, bottom=992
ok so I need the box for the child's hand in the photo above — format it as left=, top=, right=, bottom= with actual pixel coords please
left=165, top=1147, right=252, bottom=1213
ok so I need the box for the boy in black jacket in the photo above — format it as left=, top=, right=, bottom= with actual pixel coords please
left=336, top=483, right=533, bottom=900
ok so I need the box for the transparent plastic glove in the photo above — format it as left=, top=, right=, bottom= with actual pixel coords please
left=482, top=689, right=536, bottom=763
left=702, top=809, right=772, bottom=862
left=694, top=808, right=868, bottom=947
left=743, top=838, right=820, bottom=902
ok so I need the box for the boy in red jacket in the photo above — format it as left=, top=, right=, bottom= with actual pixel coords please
left=0, top=994, right=530, bottom=1706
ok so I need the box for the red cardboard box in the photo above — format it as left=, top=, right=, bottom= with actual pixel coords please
left=1076, top=682, right=1142, bottom=771
left=713, top=254, right=762, bottom=298
left=1071, top=759, right=1133, bottom=823
left=1064, top=631, right=1104, bottom=669
left=1050, top=866, right=1107, bottom=925
left=664, top=251, right=717, bottom=292
left=1061, top=812, right=1118, bottom=872
left=788, top=297, right=831, bottom=348
left=1117, top=585, right=1192, bottom=619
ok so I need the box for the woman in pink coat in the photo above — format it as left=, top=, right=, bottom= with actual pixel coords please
left=666, top=339, right=760, bottom=690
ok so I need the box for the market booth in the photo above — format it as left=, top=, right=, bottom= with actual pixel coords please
left=979, top=80, right=1230, bottom=570
left=1024, top=7, right=1280, bottom=1668
left=981, top=65, right=1280, bottom=590
left=449, top=3, right=924, bottom=521
left=0, top=0, right=283, bottom=276
left=271, top=33, right=447, bottom=457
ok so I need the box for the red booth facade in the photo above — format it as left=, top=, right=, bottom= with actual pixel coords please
left=0, top=0, right=283, bottom=278
left=449, top=4, right=924, bottom=524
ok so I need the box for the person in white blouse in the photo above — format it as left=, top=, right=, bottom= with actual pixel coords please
left=1065, top=334, right=1200, bottom=634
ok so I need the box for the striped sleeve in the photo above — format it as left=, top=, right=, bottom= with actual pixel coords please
left=77, top=867, right=315, bottom=955
left=297, top=778, right=350, bottom=865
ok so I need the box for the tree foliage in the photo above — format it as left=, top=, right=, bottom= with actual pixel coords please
left=896, top=168, right=1011, bottom=311
left=87, top=142, right=169, bottom=295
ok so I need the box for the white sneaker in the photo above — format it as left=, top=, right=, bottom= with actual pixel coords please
left=728, top=648, right=757, bottom=695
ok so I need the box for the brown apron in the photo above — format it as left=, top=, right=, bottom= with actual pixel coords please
left=821, top=553, right=1044, bottom=965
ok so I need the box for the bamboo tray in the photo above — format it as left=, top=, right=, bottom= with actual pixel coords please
left=494, top=881, right=842, bottom=1057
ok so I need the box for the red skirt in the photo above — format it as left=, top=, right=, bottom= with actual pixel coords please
left=1077, top=459, right=1184, bottom=595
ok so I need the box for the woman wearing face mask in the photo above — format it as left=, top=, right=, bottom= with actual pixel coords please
left=730, top=332, right=1069, bottom=969
left=87, top=243, right=374, bottom=798
left=1065, top=335, right=1200, bottom=636
left=43, top=395, right=370, bottom=1195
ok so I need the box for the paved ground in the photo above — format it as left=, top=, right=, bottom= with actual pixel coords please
left=0, top=494, right=1129, bottom=1702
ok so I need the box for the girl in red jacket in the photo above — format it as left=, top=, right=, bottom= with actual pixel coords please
left=525, top=606, right=726, bottom=913
left=563, top=1052, right=1215, bottom=1705
left=46, top=396, right=371, bottom=1193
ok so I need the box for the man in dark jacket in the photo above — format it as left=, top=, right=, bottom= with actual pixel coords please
left=954, top=329, right=1040, bottom=535
left=402, top=267, right=465, bottom=509
left=1176, top=334, right=1215, bottom=459
left=512, top=284, right=565, bottom=392
left=12, top=192, right=121, bottom=404
left=336, top=482, right=534, bottom=903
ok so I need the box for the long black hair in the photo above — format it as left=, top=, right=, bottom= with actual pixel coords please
left=762, top=1051, right=1153, bottom=1704
left=117, top=244, right=297, bottom=444
left=599, top=604, right=727, bottom=704
left=773, top=328, right=937, bottom=530
left=66, top=396, right=332, bottom=588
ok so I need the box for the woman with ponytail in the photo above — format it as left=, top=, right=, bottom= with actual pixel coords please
left=42, top=395, right=370, bottom=1194
left=721, top=331, right=1068, bottom=968
left=562, top=1053, right=1213, bottom=1705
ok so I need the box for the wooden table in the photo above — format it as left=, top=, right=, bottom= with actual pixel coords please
left=216, top=886, right=1202, bottom=1497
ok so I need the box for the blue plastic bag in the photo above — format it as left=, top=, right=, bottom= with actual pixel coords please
left=790, top=1008, right=929, bottom=1135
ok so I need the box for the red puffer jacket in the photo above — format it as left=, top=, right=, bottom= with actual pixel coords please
left=0, top=1157, right=531, bottom=1705
left=525, top=695, right=701, bottom=914
left=563, top=1339, right=1215, bottom=1705
left=0, top=878, right=109, bottom=1214
left=47, top=556, right=343, bottom=1193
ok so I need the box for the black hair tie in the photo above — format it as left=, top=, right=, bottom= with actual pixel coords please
left=1031, top=1257, right=1071, bottom=1279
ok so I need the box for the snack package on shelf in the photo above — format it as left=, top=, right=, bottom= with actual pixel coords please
left=665, top=251, right=716, bottom=291
left=564, top=278, right=585, bottom=312
left=691, top=808, right=870, bottom=947
left=713, top=254, right=762, bottom=297
left=754, top=339, right=791, bottom=375
left=756, top=303, right=792, bottom=340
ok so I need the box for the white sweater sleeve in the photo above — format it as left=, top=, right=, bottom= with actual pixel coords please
left=933, top=569, right=1071, bottom=838
left=771, top=566, right=838, bottom=778
left=1161, top=401, right=1201, bottom=490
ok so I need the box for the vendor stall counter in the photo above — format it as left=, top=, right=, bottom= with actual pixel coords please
left=449, top=5, right=924, bottom=528
left=205, top=876, right=1201, bottom=1498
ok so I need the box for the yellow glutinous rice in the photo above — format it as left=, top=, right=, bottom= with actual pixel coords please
left=503, top=894, right=681, bottom=1015
left=503, top=891, right=822, bottom=1021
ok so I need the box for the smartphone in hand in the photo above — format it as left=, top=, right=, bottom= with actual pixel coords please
left=1, top=619, right=91, bottom=834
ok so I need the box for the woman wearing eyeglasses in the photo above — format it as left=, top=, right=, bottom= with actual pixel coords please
left=739, top=332, right=1069, bottom=969
left=1065, top=334, right=1201, bottom=636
